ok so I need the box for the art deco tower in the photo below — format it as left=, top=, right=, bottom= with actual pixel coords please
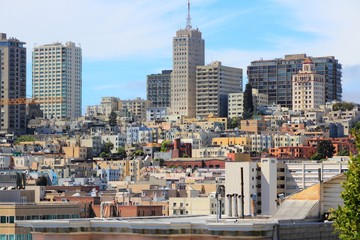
left=171, top=0, right=205, bottom=117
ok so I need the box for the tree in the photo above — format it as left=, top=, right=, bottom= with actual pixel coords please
left=15, top=135, right=37, bottom=144
left=338, top=149, right=350, bottom=156
left=116, top=147, right=127, bottom=159
left=228, top=117, right=240, bottom=129
left=100, top=141, right=114, bottom=157
left=108, top=111, right=118, bottom=127
left=160, top=140, right=172, bottom=152
left=332, top=102, right=355, bottom=111
left=354, top=121, right=360, bottom=131
left=311, top=140, right=335, bottom=160
left=331, top=128, right=360, bottom=239
left=134, top=150, right=144, bottom=156
left=243, top=83, right=254, bottom=120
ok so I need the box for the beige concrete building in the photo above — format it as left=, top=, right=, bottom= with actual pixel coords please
left=86, top=97, right=121, bottom=117
left=32, top=41, right=82, bottom=119
left=0, top=189, right=80, bottom=239
left=285, top=161, right=348, bottom=196
left=196, top=61, right=242, bottom=118
left=171, top=3, right=204, bottom=117
left=169, top=196, right=222, bottom=216
left=0, top=202, right=80, bottom=239
left=252, top=88, right=268, bottom=110
left=228, top=89, right=268, bottom=118
left=121, top=97, right=152, bottom=121
left=0, top=33, right=27, bottom=136
left=292, top=58, right=325, bottom=111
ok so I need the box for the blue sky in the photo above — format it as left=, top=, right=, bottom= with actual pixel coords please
left=1, top=0, right=359, bottom=113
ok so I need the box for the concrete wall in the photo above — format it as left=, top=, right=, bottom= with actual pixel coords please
left=22, top=219, right=339, bottom=240
left=225, top=162, right=257, bottom=216
left=278, top=221, right=338, bottom=240
left=261, top=158, right=277, bottom=215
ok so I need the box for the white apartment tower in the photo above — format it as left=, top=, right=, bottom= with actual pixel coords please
left=292, top=58, right=325, bottom=112
left=32, top=42, right=82, bottom=119
left=171, top=0, right=205, bottom=117
left=196, top=61, right=242, bottom=118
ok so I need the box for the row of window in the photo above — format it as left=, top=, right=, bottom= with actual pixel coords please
left=0, top=234, right=32, bottom=240
left=0, top=214, right=80, bottom=224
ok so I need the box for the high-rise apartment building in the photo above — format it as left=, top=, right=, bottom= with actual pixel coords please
left=32, top=42, right=82, bottom=119
left=171, top=1, right=205, bottom=117
left=247, top=54, right=341, bottom=109
left=196, top=61, right=242, bottom=118
left=0, top=33, right=27, bottom=136
left=147, top=70, right=171, bottom=107
left=292, top=58, right=325, bottom=112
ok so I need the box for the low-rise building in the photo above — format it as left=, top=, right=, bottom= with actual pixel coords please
left=169, top=196, right=222, bottom=216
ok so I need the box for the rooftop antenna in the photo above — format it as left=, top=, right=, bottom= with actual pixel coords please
left=186, top=0, right=192, bottom=30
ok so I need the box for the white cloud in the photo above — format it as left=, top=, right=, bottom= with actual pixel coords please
left=271, top=0, right=360, bottom=66
left=0, top=0, right=188, bottom=59
left=2, top=0, right=359, bottom=104
left=209, top=0, right=360, bottom=103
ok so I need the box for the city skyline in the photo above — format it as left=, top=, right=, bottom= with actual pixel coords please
left=0, top=0, right=359, bottom=112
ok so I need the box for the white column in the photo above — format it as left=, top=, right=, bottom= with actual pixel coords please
left=238, top=195, right=242, bottom=217
left=232, top=194, right=238, bottom=217
left=227, top=194, right=232, bottom=217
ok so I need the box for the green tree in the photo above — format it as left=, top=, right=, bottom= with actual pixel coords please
left=134, top=150, right=144, bottom=156
left=353, top=121, right=360, bottom=131
left=228, top=117, right=240, bottom=129
left=117, top=147, right=127, bottom=158
left=243, top=83, right=254, bottom=120
left=332, top=102, right=355, bottom=111
left=331, top=128, right=360, bottom=239
left=311, top=140, right=335, bottom=160
left=338, top=149, right=350, bottom=156
left=15, top=135, right=37, bottom=144
left=100, top=141, right=114, bottom=157
left=108, top=111, right=118, bottom=127
left=160, top=140, right=172, bottom=152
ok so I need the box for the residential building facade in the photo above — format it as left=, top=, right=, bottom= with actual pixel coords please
left=121, top=98, right=152, bottom=121
left=228, top=89, right=268, bottom=118
left=32, top=42, right=82, bottom=119
left=147, top=70, right=172, bottom=107
left=0, top=33, right=27, bottom=135
left=196, top=61, right=242, bottom=118
left=247, top=54, right=342, bottom=109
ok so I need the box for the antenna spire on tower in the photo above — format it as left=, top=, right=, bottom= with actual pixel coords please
left=186, top=0, right=192, bottom=30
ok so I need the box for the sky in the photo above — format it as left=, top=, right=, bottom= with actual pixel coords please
left=1, top=0, right=359, bottom=112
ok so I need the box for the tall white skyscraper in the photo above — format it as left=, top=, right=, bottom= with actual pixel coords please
left=171, top=0, right=205, bottom=117
left=32, top=42, right=82, bottom=119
